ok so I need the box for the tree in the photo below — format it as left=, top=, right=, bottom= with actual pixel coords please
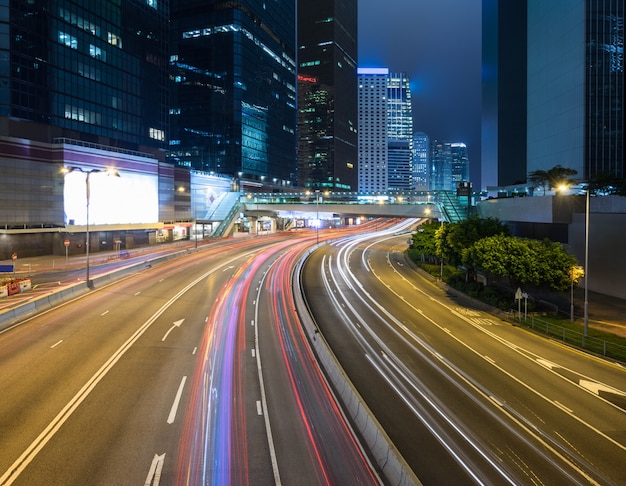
left=528, top=165, right=578, bottom=194
left=410, top=222, right=439, bottom=262
left=437, top=216, right=509, bottom=266
left=463, top=235, right=578, bottom=291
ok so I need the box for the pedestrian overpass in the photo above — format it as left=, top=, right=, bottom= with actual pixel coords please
left=242, top=190, right=472, bottom=223
left=208, top=190, right=473, bottom=237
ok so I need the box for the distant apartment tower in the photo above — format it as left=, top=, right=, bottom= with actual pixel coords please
left=357, top=68, right=389, bottom=192
left=482, top=0, right=624, bottom=189
left=169, top=0, right=297, bottom=185
left=412, top=132, right=430, bottom=191
left=387, top=72, right=414, bottom=191
left=297, top=0, right=358, bottom=191
left=430, top=141, right=470, bottom=191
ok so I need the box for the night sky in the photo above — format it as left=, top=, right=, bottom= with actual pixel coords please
left=358, top=0, right=483, bottom=187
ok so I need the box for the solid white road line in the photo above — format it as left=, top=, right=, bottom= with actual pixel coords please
left=167, top=376, right=187, bottom=424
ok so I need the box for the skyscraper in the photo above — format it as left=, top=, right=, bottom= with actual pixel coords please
left=1, top=0, right=169, bottom=250
left=481, top=0, right=528, bottom=189
left=528, top=0, right=624, bottom=181
left=412, top=132, right=430, bottom=191
left=387, top=72, right=413, bottom=191
left=297, top=0, right=358, bottom=191
left=357, top=68, right=388, bottom=192
left=482, top=0, right=624, bottom=189
left=430, top=141, right=470, bottom=192
left=169, top=0, right=297, bottom=186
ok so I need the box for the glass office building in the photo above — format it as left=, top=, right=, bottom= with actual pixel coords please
left=0, top=0, right=170, bottom=258
left=387, top=72, right=413, bottom=191
left=3, top=0, right=169, bottom=151
left=168, top=0, right=297, bottom=186
left=483, top=0, right=624, bottom=189
left=297, top=0, right=358, bottom=191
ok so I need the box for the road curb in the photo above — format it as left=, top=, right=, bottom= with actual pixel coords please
left=294, top=246, right=421, bottom=486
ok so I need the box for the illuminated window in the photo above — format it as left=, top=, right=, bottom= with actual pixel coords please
left=150, top=128, right=165, bottom=141
left=89, top=44, right=105, bottom=60
left=146, top=0, right=157, bottom=8
left=59, top=32, right=77, bottom=49
left=108, top=32, right=122, bottom=48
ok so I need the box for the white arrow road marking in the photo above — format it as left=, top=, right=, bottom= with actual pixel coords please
left=144, top=453, right=165, bottom=486
left=167, top=376, right=187, bottom=424
left=536, top=358, right=558, bottom=370
left=579, top=379, right=626, bottom=397
left=162, top=319, right=185, bottom=341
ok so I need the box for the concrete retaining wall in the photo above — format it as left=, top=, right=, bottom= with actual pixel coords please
left=293, top=246, right=420, bottom=486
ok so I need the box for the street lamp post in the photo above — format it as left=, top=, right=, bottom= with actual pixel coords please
left=63, top=166, right=120, bottom=288
left=559, top=184, right=590, bottom=336
left=315, top=189, right=320, bottom=245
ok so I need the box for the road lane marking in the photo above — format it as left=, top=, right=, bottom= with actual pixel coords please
left=162, top=319, right=185, bottom=341
left=256, top=400, right=262, bottom=415
left=0, top=251, right=253, bottom=486
left=167, top=376, right=187, bottom=424
left=50, top=340, right=63, bottom=349
left=579, top=379, right=626, bottom=397
left=144, top=453, right=165, bottom=486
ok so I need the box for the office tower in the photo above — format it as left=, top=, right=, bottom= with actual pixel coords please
left=450, top=143, right=470, bottom=188
left=430, top=141, right=470, bottom=191
left=1, top=0, right=168, bottom=245
left=387, top=72, right=413, bottom=191
left=482, top=0, right=624, bottom=189
left=169, top=0, right=297, bottom=186
left=297, top=0, right=358, bottom=191
left=412, top=132, right=430, bottom=191
left=357, top=68, right=389, bottom=192
left=527, top=1, right=624, bottom=181
left=481, top=0, right=528, bottom=189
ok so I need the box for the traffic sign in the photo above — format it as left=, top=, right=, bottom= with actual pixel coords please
left=64, top=239, right=70, bottom=247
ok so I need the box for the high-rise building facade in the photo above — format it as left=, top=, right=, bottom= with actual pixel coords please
left=481, top=0, right=528, bottom=189
left=584, top=1, right=623, bottom=179
left=387, top=72, right=413, bottom=191
left=357, top=68, right=388, bottom=192
left=482, top=0, right=624, bottom=189
left=412, top=132, right=430, bottom=191
left=528, top=0, right=624, bottom=181
left=297, top=0, right=358, bottom=191
left=2, top=0, right=169, bottom=152
left=1, top=0, right=170, bottom=249
left=169, top=0, right=297, bottom=186
left=430, top=141, right=470, bottom=191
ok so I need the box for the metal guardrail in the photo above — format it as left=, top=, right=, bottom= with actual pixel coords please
left=510, top=314, right=626, bottom=363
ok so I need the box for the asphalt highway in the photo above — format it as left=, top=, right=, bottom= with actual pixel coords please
left=0, top=231, right=381, bottom=485
left=301, top=226, right=626, bottom=485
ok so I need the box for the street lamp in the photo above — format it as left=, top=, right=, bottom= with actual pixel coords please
left=63, top=166, right=120, bottom=288
left=315, top=189, right=320, bottom=245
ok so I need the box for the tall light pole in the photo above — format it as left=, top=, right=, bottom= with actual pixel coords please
left=583, top=186, right=589, bottom=337
left=63, top=166, right=120, bottom=288
left=315, top=189, right=320, bottom=245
